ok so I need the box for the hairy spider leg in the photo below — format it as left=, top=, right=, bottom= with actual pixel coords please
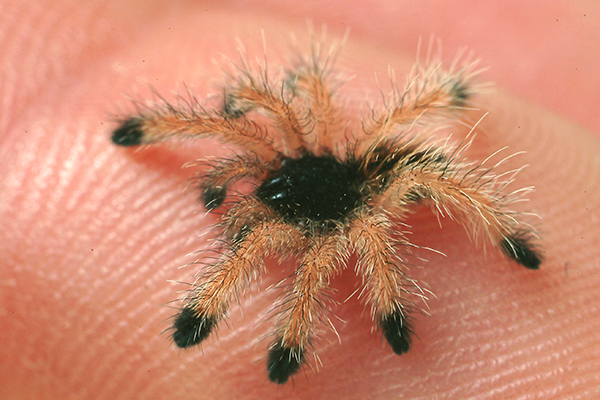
left=285, top=44, right=342, bottom=155
left=224, top=66, right=308, bottom=158
left=383, top=157, right=541, bottom=269
left=268, top=231, right=349, bottom=384
left=359, top=55, right=481, bottom=155
left=198, top=155, right=272, bottom=210
left=111, top=100, right=279, bottom=161
left=173, top=199, right=303, bottom=348
left=347, top=207, right=414, bottom=355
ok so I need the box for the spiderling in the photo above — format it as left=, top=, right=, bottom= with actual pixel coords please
left=112, top=38, right=541, bottom=384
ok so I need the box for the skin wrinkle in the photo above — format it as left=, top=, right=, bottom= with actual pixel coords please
left=1, top=1, right=600, bottom=399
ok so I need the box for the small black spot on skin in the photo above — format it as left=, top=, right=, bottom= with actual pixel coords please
left=267, top=342, right=303, bottom=384
left=172, top=308, right=217, bottom=348
left=256, top=155, right=364, bottom=225
left=500, top=234, right=542, bottom=270
left=112, top=118, right=144, bottom=146
left=380, top=312, right=412, bottom=355
left=202, top=186, right=227, bottom=210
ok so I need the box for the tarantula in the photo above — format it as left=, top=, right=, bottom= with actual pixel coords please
left=112, top=43, right=541, bottom=384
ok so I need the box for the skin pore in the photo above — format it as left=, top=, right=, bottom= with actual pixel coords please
left=1, top=1, right=599, bottom=399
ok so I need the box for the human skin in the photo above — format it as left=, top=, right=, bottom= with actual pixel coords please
left=1, top=1, right=599, bottom=399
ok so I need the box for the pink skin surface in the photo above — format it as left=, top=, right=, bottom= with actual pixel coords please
left=1, top=1, right=600, bottom=399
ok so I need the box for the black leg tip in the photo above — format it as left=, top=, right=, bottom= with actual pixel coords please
left=380, top=312, right=412, bottom=355
left=500, top=233, right=542, bottom=270
left=172, top=308, right=217, bottom=348
left=450, top=79, right=471, bottom=107
left=202, top=186, right=227, bottom=210
left=112, top=118, right=144, bottom=146
left=267, top=343, right=303, bottom=384
left=223, top=95, right=246, bottom=118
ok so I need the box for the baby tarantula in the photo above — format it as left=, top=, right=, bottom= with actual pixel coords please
left=112, top=43, right=541, bottom=384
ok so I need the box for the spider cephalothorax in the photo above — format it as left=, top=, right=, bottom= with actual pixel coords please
left=112, top=42, right=541, bottom=384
